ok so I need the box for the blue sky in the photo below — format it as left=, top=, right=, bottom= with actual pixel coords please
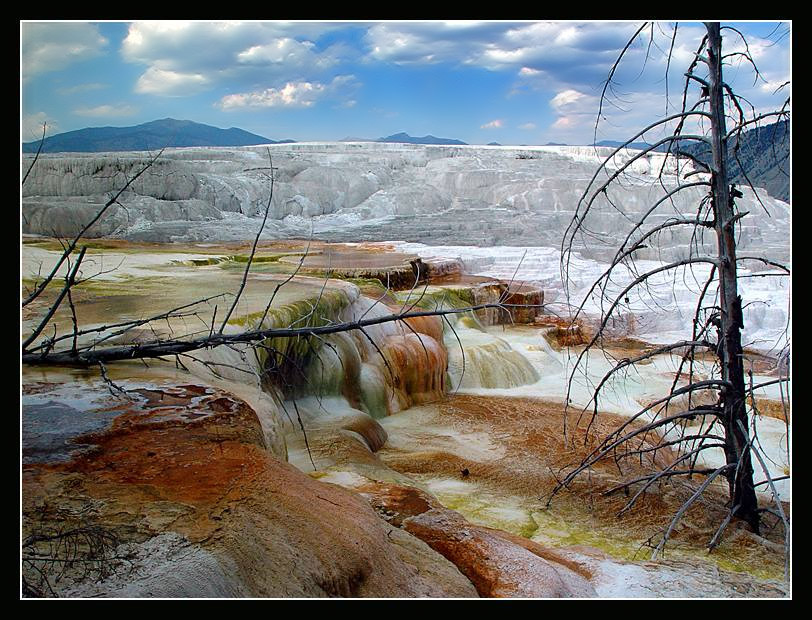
left=21, top=20, right=791, bottom=146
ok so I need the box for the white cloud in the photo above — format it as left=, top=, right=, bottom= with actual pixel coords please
left=519, top=67, right=542, bottom=77
left=135, top=67, right=210, bottom=96
left=73, top=104, right=138, bottom=117
left=122, top=21, right=347, bottom=97
left=360, top=20, right=789, bottom=129
left=481, top=47, right=530, bottom=65
left=552, top=116, right=575, bottom=129
left=760, top=80, right=791, bottom=96
left=219, top=81, right=325, bottom=109
left=21, top=22, right=108, bottom=77
left=480, top=119, right=503, bottom=129
left=550, top=89, right=584, bottom=109
left=217, top=75, right=359, bottom=110
left=365, top=22, right=516, bottom=66
left=554, top=26, right=579, bottom=46
left=22, top=112, right=57, bottom=141
left=236, top=38, right=317, bottom=65
left=548, top=88, right=599, bottom=139
left=519, top=122, right=537, bottom=130
left=360, top=20, right=647, bottom=101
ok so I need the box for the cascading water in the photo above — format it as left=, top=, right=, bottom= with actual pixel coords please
left=446, top=326, right=540, bottom=390
left=193, top=279, right=543, bottom=434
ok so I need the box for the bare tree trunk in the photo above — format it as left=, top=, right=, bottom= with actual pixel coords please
left=706, top=22, right=759, bottom=533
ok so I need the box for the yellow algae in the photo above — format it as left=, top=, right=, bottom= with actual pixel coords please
left=411, top=477, right=539, bottom=538
left=375, top=393, right=788, bottom=583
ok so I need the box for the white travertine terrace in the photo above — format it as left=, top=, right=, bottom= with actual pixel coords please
left=21, top=143, right=789, bottom=263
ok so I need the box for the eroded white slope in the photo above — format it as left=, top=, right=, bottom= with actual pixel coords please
left=22, top=143, right=790, bottom=265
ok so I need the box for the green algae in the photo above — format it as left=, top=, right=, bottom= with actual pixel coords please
left=229, top=289, right=356, bottom=397
left=344, top=278, right=391, bottom=297
left=227, top=288, right=351, bottom=330
left=712, top=551, right=783, bottom=581
left=422, top=477, right=785, bottom=583
left=168, top=252, right=307, bottom=272
left=529, top=507, right=784, bottom=581
left=228, top=253, right=290, bottom=264
left=226, top=310, right=270, bottom=329
left=529, top=508, right=646, bottom=562
left=441, top=498, right=538, bottom=538
left=174, top=257, right=227, bottom=266
left=396, top=287, right=473, bottom=312
left=421, top=479, right=539, bottom=539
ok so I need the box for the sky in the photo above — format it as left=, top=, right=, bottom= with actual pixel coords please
left=20, top=20, right=791, bottom=146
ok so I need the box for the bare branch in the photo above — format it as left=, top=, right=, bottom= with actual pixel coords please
left=219, top=149, right=275, bottom=331
left=22, top=246, right=87, bottom=351
left=651, top=464, right=732, bottom=559
left=22, top=148, right=165, bottom=308
left=22, top=301, right=509, bottom=366
left=22, top=121, right=47, bottom=187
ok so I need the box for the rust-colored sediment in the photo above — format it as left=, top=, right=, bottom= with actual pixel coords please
left=378, top=394, right=787, bottom=566
left=22, top=383, right=478, bottom=597
left=358, top=481, right=596, bottom=597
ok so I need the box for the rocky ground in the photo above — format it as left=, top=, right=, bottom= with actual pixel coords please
left=22, top=378, right=480, bottom=597
left=21, top=236, right=790, bottom=599
left=22, top=374, right=788, bottom=598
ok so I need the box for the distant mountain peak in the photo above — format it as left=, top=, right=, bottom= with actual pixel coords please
left=22, top=118, right=293, bottom=153
left=377, top=132, right=467, bottom=146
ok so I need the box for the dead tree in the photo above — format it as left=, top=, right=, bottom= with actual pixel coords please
left=549, top=22, right=790, bottom=562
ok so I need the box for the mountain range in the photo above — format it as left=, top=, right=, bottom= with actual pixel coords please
left=340, top=132, right=468, bottom=145
left=677, top=119, right=790, bottom=202
left=593, top=122, right=789, bottom=202
left=22, top=118, right=292, bottom=153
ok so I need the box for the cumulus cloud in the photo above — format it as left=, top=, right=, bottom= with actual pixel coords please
left=22, top=112, right=57, bottom=141
left=236, top=38, right=319, bottom=65
left=718, top=26, right=791, bottom=107
left=219, top=81, right=325, bottom=109
left=548, top=88, right=599, bottom=138
left=123, top=21, right=348, bottom=96
left=73, top=104, right=138, bottom=117
left=21, top=22, right=108, bottom=77
left=480, top=119, right=503, bottom=129
left=135, top=67, right=211, bottom=96
left=362, top=21, right=636, bottom=84
left=362, top=21, right=789, bottom=122
left=217, top=75, right=360, bottom=110
left=364, top=21, right=519, bottom=65
left=550, top=89, right=585, bottom=109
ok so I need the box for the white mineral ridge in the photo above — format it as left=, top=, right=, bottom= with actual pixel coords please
left=21, top=142, right=790, bottom=263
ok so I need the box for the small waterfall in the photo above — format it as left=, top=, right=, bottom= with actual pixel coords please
left=329, top=296, right=450, bottom=416
left=446, top=326, right=540, bottom=390
left=233, top=292, right=451, bottom=420
left=186, top=281, right=540, bottom=454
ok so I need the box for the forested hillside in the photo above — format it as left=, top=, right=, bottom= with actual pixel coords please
left=680, top=119, right=789, bottom=202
